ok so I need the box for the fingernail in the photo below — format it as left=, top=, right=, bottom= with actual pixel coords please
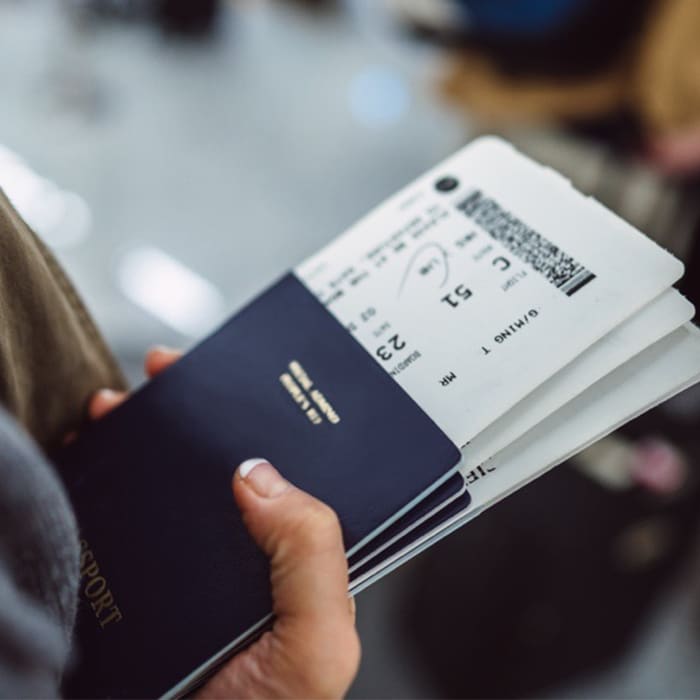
left=237, top=459, right=290, bottom=498
left=96, top=388, right=120, bottom=401
left=151, top=345, right=180, bottom=356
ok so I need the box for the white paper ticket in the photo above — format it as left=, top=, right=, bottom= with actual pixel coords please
left=296, top=137, right=684, bottom=447
left=349, top=324, right=700, bottom=594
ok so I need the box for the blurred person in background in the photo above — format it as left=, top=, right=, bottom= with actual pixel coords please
left=0, top=188, right=359, bottom=696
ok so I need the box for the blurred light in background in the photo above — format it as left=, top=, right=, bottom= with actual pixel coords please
left=348, top=65, right=410, bottom=128
left=117, top=245, right=226, bottom=338
left=0, top=145, right=92, bottom=249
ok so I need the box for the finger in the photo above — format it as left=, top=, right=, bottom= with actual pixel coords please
left=145, top=346, right=182, bottom=378
left=88, top=389, right=128, bottom=420
left=231, top=458, right=360, bottom=695
left=233, top=459, right=351, bottom=623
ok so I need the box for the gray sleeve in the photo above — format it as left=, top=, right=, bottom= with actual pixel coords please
left=0, top=565, right=71, bottom=698
left=0, top=408, right=80, bottom=698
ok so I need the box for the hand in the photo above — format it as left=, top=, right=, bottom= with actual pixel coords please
left=90, top=348, right=361, bottom=699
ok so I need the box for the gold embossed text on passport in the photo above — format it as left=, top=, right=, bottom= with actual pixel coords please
left=280, top=360, right=341, bottom=426
left=80, top=539, right=123, bottom=629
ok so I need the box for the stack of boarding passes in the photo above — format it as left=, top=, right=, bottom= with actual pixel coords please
left=296, top=137, right=700, bottom=592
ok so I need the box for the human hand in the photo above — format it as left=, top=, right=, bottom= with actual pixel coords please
left=90, top=348, right=361, bottom=699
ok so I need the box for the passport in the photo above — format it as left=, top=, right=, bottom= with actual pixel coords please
left=54, top=137, right=700, bottom=698
left=58, top=273, right=462, bottom=698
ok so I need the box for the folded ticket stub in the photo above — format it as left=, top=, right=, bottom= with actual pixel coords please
left=297, top=137, right=684, bottom=446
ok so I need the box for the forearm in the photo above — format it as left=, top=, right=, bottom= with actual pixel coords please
left=0, top=189, right=127, bottom=449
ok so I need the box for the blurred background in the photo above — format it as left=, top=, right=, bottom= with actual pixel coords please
left=2, top=0, right=700, bottom=696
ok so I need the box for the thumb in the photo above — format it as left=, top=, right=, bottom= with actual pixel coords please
left=202, top=459, right=359, bottom=699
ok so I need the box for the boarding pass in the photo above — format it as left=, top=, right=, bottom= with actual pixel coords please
left=296, top=137, right=683, bottom=447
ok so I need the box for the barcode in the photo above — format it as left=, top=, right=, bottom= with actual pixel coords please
left=457, top=190, right=595, bottom=296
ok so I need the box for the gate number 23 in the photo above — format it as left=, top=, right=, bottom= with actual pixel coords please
left=376, top=334, right=406, bottom=361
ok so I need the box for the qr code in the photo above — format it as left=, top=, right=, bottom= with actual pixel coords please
left=457, top=190, right=595, bottom=296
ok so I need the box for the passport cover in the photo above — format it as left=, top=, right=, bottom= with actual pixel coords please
left=348, top=473, right=467, bottom=570
left=350, top=490, right=473, bottom=583
left=56, top=273, right=461, bottom=698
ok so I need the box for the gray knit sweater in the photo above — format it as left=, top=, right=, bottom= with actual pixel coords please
left=0, top=406, right=79, bottom=697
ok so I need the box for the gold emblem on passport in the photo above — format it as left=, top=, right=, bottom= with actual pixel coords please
left=279, top=360, right=341, bottom=426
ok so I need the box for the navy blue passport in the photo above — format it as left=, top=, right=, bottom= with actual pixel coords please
left=350, top=490, right=473, bottom=584
left=348, top=473, right=467, bottom=571
left=55, top=274, right=461, bottom=698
